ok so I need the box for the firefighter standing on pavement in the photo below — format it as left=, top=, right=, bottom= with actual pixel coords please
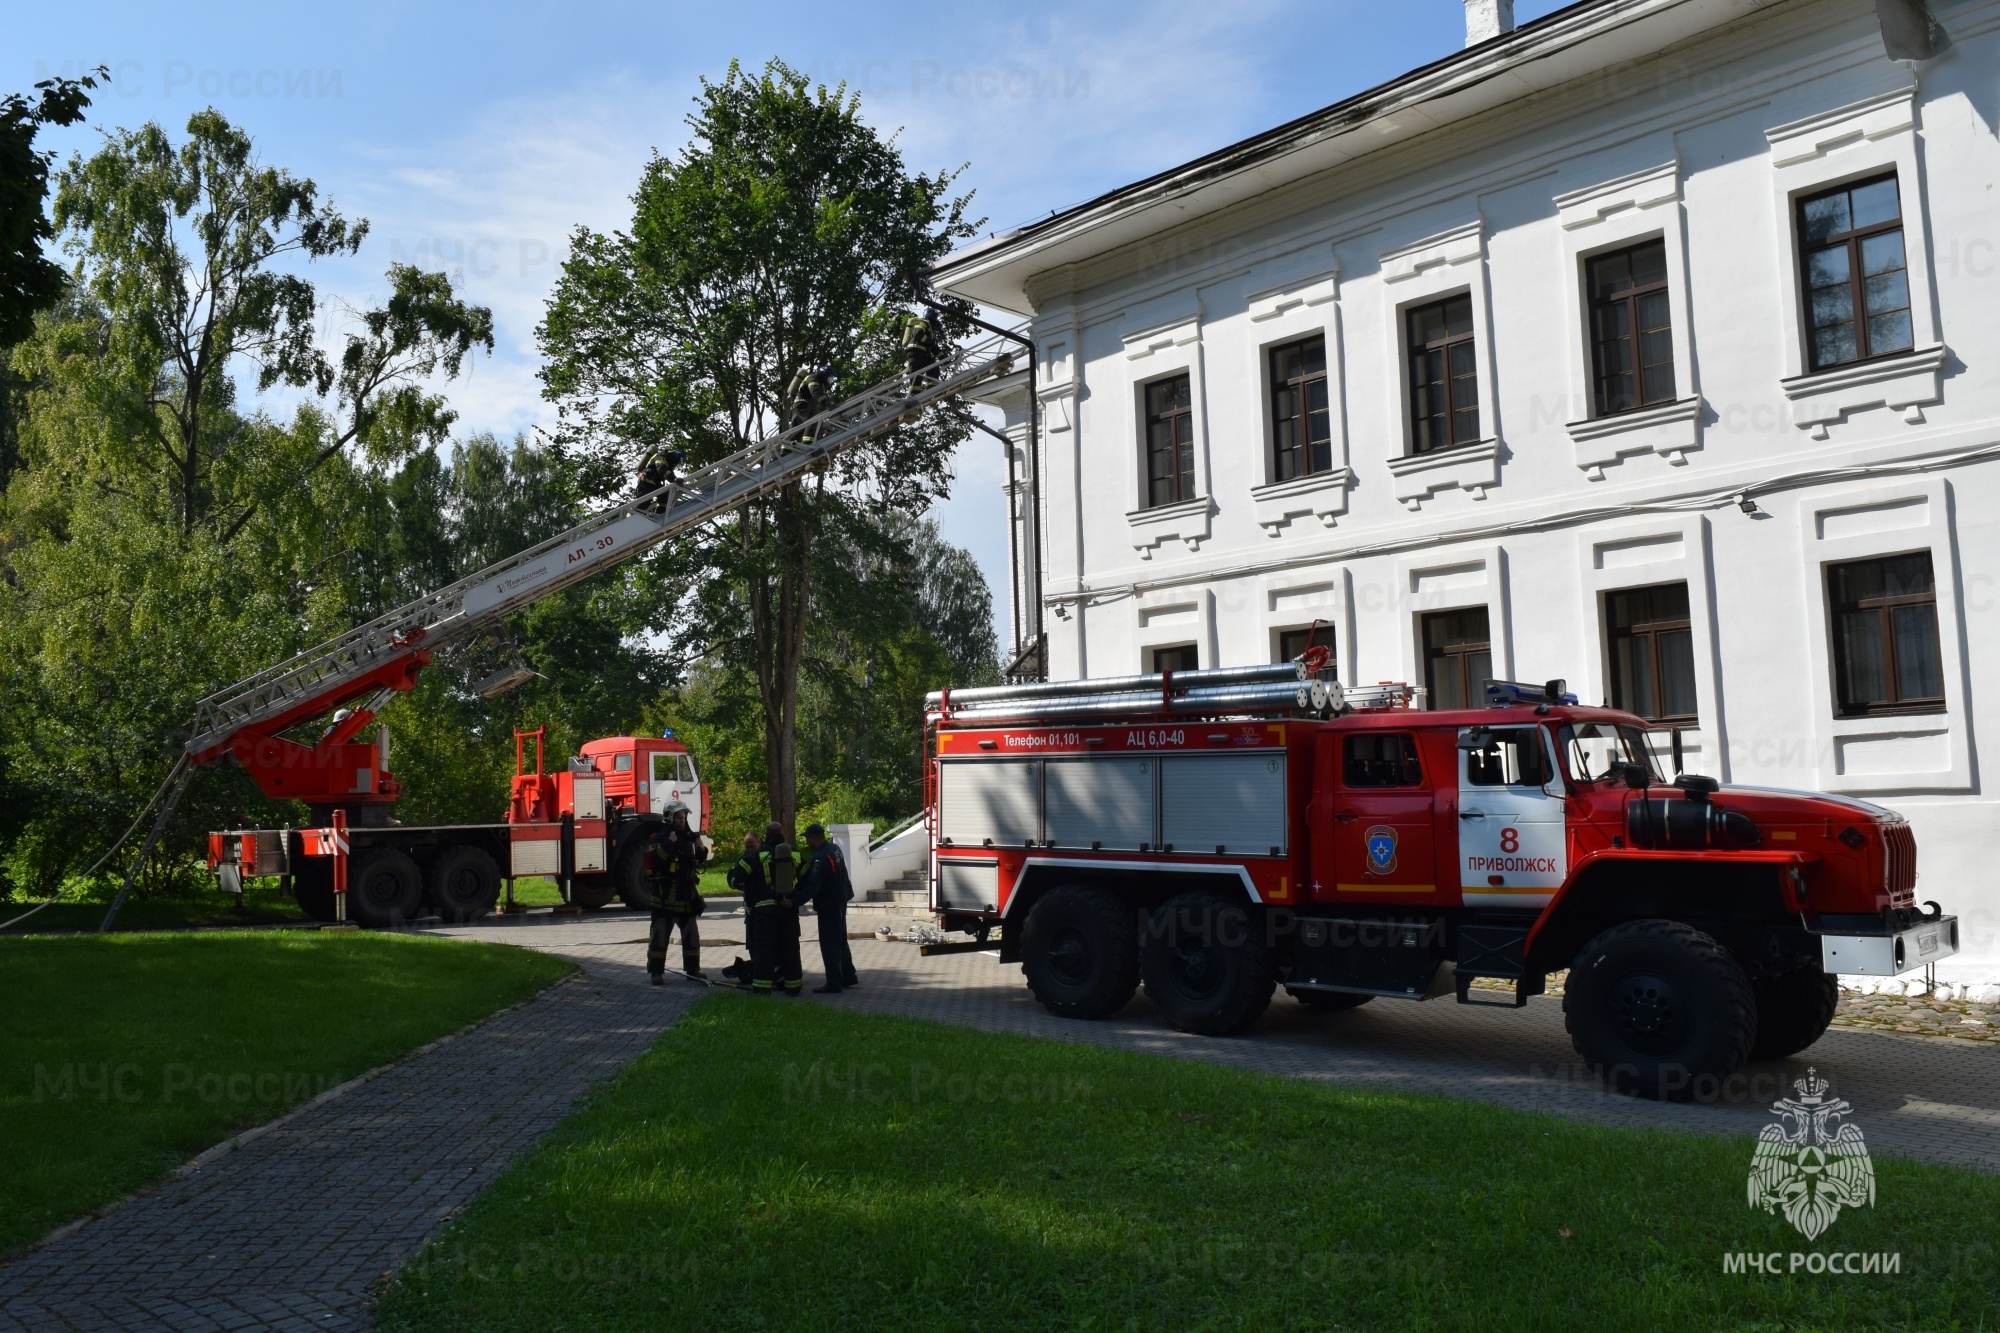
left=759, top=821, right=804, bottom=996
left=726, top=832, right=767, bottom=986
left=799, top=823, right=859, bottom=993
left=644, top=802, right=707, bottom=984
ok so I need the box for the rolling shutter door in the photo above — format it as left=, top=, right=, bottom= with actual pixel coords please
left=938, top=860, right=999, bottom=913
left=938, top=759, right=1041, bottom=847
left=1044, top=756, right=1154, bottom=850
left=1159, top=752, right=1287, bottom=856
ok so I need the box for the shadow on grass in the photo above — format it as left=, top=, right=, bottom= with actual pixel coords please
left=375, top=996, right=2000, bottom=1332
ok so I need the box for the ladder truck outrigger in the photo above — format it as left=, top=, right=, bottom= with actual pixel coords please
left=184, top=328, right=1028, bottom=929
left=921, top=660, right=1959, bottom=1098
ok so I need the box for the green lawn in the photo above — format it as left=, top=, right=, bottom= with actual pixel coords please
left=0, top=878, right=309, bottom=934
left=375, top=998, right=2000, bottom=1331
left=507, top=866, right=736, bottom=909
left=0, top=932, right=573, bottom=1253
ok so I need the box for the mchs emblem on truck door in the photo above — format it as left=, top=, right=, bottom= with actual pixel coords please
left=1365, top=826, right=1398, bottom=875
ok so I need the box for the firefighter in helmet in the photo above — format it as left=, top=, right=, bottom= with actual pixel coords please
left=634, top=446, right=684, bottom=512
left=785, top=367, right=834, bottom=443
left=644, top=801, right=708, bottom=983
left=902, top=305, right=942, bottom=387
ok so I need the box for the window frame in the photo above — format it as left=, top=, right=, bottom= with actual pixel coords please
left=1421, top=607, right=1492, bottom=712
left=1151, top=643, right=1200, bottom=674
left=1340, top=733, right=1425, bottom=789
left=1826, top=551, right=1945, bottom=718
left=1405, top=294, right=1481, bottom=456
left=1603, top=581, right=1699, bottom=727
left=1276, top=625, right=1332, bottom=667
left=1795, top=172, right=1912, bottom=373
left=1268, top=334, right=1333, bottom=482
left=1586, top=239, right=1676, bottom=417
left=1141, top=372, right=1196, bottom=508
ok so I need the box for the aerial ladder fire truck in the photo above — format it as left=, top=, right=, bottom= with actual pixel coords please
left=176, top=328, right=1027, bottom=929
left=920, top=663, right=1959, bottom=1098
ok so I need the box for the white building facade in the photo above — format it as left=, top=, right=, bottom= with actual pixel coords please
left=936, top=0, right=2000, bottom=980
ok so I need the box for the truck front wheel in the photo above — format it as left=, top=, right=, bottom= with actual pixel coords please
left=1142, top=892, right=1276, bottom=1036
left=1750, top=968, right=1839, bottom=1060
left=1021, top=886, right=1140, bottom=1019
left=427, top=846, right=500, bottom=922
left=1563, top=919, right=1755, bottom=1100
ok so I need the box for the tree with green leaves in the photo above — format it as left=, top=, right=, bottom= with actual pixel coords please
left=539, top=59, right=978, bottom=829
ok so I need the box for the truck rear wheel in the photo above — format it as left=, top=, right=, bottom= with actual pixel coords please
left=1750, top=968, right=1839, bottom=1060
left=1021, top=886, right=1140, bottom=1019
left=427, top=846, right=500, bottom=922
left=346, top=850, right=425, bottom=928
left=1288, top=987, right=1373, bottom=1012
left=1563, top=919, right=1755, bottom=1100
left=1142, top=892, right=1276, bottom=1036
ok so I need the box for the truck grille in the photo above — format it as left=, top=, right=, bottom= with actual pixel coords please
left=1883, top=822, right=1917, bottom=905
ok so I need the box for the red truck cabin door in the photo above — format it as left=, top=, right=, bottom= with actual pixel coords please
left=1323, top=730, right=1438, bottom=899
left=1455, top=725, right=1567, bottom=910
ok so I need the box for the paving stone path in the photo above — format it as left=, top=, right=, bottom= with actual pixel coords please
left=7, top=904, right=1996, bottom=1331
left=0, top=937, right=696, bottom=1333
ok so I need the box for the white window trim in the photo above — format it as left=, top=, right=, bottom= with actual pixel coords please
left=1245, top=263, right=1353, bottom=534
left=1260, top=572, right=1348, bottom=681
left=1552, top=161, right=1705, bottom=480
left=1378, top=221, right=1500, bottom=510
left=1121, top=314, right=1212, bottom=557
left=1571, top=515, right=1727, bottom=780
left=1134, top=588, right=1215, bottom=674
left=1795, top=476, right=1969, bottom=795
left=1395, top=545, right=1512, bottom=702
left=1765, top=88, right=1946, bottom=439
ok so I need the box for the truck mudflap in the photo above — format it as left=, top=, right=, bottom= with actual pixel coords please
left=1820, top=915, right=1959, bottom=975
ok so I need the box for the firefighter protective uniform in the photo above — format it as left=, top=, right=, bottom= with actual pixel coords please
left=902, top=307, right=940, bottom=386
left=644, top=804, right=707, bottom=982
left=755, top=828, right=803, bottom=995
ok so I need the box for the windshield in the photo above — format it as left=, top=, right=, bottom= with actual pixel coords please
left=1559, top=723, right=1663, bottom=785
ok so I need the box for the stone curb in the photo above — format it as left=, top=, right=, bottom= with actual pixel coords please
left=3, top=967, right=582, bottom=1264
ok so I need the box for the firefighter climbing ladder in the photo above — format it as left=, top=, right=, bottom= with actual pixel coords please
left=86, top=329, right=1027, bottom=931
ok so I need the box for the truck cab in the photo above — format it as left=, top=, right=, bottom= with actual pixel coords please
left=578, top=732, right=709, bottom=830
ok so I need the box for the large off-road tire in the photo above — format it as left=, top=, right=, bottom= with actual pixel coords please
left=426, top=846, right=500, bottom=923
left=1563, top=918, right=1755, bottom=1100
left=607, top=843, right=651, bottom=911
left=1750, top=968, right=1840, bottom=1060
left=1020, top=885, right=1140, bottom=1019
left=1142, top=892, right=1277, bottom=1036
left=292, top=861, right=337, bottom=922
left=345, top=850, right=425, bottom=929
left=1288, top=987, right=1373, bottom=1012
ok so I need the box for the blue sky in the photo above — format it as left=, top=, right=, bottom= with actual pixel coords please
left=15, top=0, right=1571, bottom=653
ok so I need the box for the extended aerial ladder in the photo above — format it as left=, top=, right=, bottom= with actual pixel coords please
left=98, top=328, right=1027, bottom=927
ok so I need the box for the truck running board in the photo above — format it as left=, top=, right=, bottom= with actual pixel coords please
left=1455, top=973, right=1546, bottom=1008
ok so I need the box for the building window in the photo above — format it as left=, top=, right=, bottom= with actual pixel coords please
left=1342, top=734, right=1423, bottom=788
left=1151, top=644, right=1200, bottom=674
left=1276, top=625, right=1333, bottom=667
left=1588, top=240, right=1675, bottom=415
left=1828, top=552, right=1943, bottom=715
left=1422, top=607, right=1491, bottom=711
left=1605, top=582, right=1697, bottom=725
left=1798, top=174, right=1914, bottom=372
left=1270, top=336, right=1332, bottom=481
left=1407, top=295, right=1479, bottom=454
left=1143, top=374, right=1195, bottom=507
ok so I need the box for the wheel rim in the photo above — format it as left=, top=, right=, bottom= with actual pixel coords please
left=1047, top=925, right=1094, bottom=985
left=1164, top=940, right=1225, bottom=1000
left=1610, top=970, right=1685, bottom=1055
left=356, top=866, right=408, bottom=912
left=443, top=868, right=478, bottom=906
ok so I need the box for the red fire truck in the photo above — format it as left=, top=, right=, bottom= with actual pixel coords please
left=210, top=727, right=708, bottom=927
left=923, top=665, right=1958, bottom=1098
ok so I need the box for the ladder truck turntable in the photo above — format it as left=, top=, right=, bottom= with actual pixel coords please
left=923, top=664, right=1958, bottom=1097
left=198, top=329, right=1029, bottom=929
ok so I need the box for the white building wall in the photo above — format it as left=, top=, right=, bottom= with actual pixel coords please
left=968, top=0, right=2000, bottom=978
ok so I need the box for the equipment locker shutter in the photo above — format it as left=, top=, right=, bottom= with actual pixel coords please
left=1159, top=752, right=1287, bottom=855
left=938, top=759, right=1041, bottom=847
left=938, top=860, right=999, bottom=913
left=1044, top=756, right=1154, bottom=850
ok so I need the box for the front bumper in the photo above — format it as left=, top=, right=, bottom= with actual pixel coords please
left=1821, top=915, right=1959, bottom=975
